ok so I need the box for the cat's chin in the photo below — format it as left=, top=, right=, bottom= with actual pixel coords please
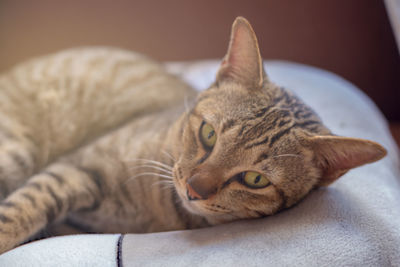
left=174, top=181, right=243, bottom=225
left=179, top=198, right=239, bottom=225
left=179, top=197, right=204, bottom=215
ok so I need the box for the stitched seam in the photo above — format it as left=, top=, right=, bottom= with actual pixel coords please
left=117, top=234, right=125, bottom=267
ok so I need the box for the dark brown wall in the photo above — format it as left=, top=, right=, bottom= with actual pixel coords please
left=1, top=0, right=399, bottom=119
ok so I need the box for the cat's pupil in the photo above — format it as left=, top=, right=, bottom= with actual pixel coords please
left=254, top=175, right=261, bottom=184
left=208, top=130, right=215, bottom=139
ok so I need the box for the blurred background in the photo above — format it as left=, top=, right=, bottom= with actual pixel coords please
left=1, top=0, right=399, bottom=146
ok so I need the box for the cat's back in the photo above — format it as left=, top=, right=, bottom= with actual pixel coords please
left=0, top=47, right=196, bottom=162
left=1, top=47, right=194, bottom=113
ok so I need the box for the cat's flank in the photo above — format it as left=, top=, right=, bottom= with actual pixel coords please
left=0, top=17, right=386, bottom=253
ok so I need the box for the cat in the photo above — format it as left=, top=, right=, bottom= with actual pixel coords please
left=0, top=17, right=386, bottom=254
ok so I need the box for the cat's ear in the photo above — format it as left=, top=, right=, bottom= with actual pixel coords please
left=216, top=17, right=266, bottom=88
left=307, top=136, right=387, bottom=186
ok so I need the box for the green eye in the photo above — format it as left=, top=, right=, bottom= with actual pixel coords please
left=200, top=122, right=217, bottom=149
left=243, top=171, right=270, bottom=188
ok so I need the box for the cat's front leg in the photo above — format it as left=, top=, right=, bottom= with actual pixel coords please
left=0, top=134, right=37, bottom=199
left=0, top=162, right=105, bottom=254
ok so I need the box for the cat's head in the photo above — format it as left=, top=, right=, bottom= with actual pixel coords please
left=172, top=17, right=386, bottom=224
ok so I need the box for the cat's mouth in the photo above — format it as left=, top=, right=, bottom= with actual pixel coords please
left=172, top=164, right=233, bottom=219
left=173, top=172, right=247, bottom=224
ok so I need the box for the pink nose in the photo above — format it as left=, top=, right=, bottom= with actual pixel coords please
left=186, top=174, right=218, bottom=200
left=186, top=182, right=203, bottom=201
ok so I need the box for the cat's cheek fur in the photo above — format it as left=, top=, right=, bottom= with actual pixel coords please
left=273, top=149, right=321, bottom=208
left=173, top=167, right=284, bottom=224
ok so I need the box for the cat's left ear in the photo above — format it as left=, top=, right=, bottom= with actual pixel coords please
left=216, top=17, right=266, bottom=88
left=307, top=136, right=387, bottom=186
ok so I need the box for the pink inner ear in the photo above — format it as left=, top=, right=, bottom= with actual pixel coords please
left=227, top=25, right=247, bottom=65
left=324, top=140, right=385, bottom=170
left=312, top=136, right=387, bottom=186
left=322, top=147, right=362, bottom=171
left=317, top=149, right=364, bottom=186
left=216, top=17, right=264, bottom=87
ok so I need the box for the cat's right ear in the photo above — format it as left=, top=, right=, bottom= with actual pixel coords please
left=306, top=136, right=387, bottom=186
left=216, top=17, right=266, bottom=88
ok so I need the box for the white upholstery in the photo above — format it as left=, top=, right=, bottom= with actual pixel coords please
left=1, top=61, right=399, bottom=267
left=0, top=234, right=120, bottom=267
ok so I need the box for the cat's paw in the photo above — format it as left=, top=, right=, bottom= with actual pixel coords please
left=0, top=142, right=36, bottom=199
left=0, top=232, right=17, bottom=254
left=0, top=209, right=25, bottom=254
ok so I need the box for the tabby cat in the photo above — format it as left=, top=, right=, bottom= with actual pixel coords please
left=0, top=17, right=386, bottom=253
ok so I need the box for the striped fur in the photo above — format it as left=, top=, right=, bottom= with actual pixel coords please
left=0, top=17, right=386, bottom=253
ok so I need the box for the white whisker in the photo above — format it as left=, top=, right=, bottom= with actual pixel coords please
left=152, top=180, right=174, bottom=186
left=270, top=154, right=301, bottom=159
left=129, top=164, right=173, bottom=175
left=152, top=180, right=175, bottom=191
left=124, top=172, right=172, bottom=185
left=161, top=150, right=176, bottom=163
left=153, top=174, right=173, bottom=179
left=125, top=158, right=173, bottom=170
left=160, top=184, right=175, bottom=191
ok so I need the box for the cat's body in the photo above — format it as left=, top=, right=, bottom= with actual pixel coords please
left=0, top=47, right=204, bottom=240
left=0, top=47, right=195, bottom=190
left=0, top=17, right=386, bottom=253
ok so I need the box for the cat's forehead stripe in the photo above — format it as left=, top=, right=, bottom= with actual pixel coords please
left=220, top=119, right=237, bottom=134
left=244, top=135, right=270, bottom=150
